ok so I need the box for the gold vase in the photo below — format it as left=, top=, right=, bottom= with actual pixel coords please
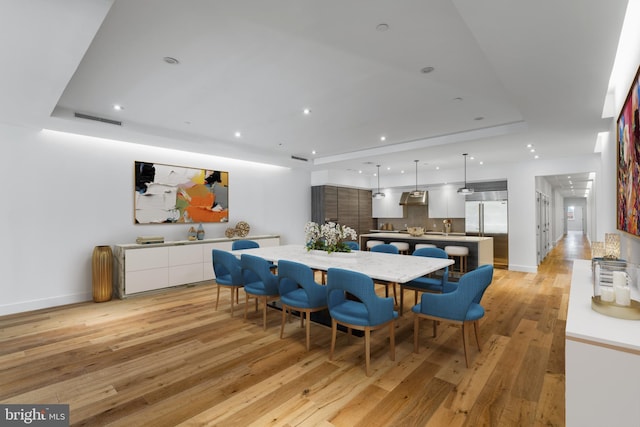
left=92, top=245, right=113, bottom=302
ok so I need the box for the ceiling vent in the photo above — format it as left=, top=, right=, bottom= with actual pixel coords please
left=74, top=112, right=122, bottom=126
left=290, top=155, right=308, bottom=162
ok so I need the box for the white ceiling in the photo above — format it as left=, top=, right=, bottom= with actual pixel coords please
left=1, top=0, right=631, bottom=197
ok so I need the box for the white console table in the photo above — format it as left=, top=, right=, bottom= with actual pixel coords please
left=565, top=260, right=640, bottom=427
left=113, top=235, right=280, bottom=298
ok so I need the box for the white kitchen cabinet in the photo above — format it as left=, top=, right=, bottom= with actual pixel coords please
left=372, top=191, right=404, bottom=218
left=428, top=185, right=465, bottom=218
left=114, top=235, right=280, bottom=298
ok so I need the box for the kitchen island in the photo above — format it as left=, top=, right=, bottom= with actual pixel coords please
left=360, top=232, right=494, bottom=271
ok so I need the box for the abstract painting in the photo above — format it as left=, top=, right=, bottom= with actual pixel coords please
left=616, top=65, right=640, bottom=237
left=134, top=161, right=229, bottom=224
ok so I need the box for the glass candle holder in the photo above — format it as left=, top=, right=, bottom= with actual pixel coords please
left=605, top=233, right=621, bottom=259
left=591, top=241, right=605, bottom=259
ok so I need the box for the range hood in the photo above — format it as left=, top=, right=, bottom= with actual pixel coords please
left=399, top=191, right=428, bottom=206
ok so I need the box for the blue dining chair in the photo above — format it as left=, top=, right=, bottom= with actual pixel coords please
left=211, top=249, right=244, bottom=317
left=413, top=265, right=494, bottom=367
left=241, top=254, right=280, bottom=329
left=343, top=241, right=359, bottom=251
left=232, top=239, right=277, bottom=272
left=400, top=247, right=454, bottom=313
left=277, top=260, right=328, bottom=351
left=327, top=268, right=398, bottom=376
left=370, top=243, right=400, bottom=305
left=370, top=243, right=398, bottom=254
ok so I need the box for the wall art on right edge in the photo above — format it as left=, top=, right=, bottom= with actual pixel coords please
left=617, top=64, right=640, bottom=237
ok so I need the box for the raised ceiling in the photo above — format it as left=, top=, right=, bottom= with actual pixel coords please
left=1, top=0, right=631, bottom=194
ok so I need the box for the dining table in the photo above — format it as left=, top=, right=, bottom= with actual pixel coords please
left=228, top=244, right=453, bottom=314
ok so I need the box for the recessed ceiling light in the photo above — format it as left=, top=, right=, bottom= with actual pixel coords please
left=113, top=104, right=123, bottom=110
left=436, top=166, right=440, bottom=170
left=479, top=161, right=484, bottom=165
left=358, top=170, right=362, bottom=174
left=303, top=108, right=311, bottom=115
left=470, top=156, right=475, bottom=160
left=534, top=155, right=539, bottom=159
left=311, top=150, right=316, bottom=155
left=530, top=148, right=535, bottom=153
left=234, top=131, right=242, bottom=138
left=380, top=136, right=386, bottom=141
left=421, top=66, right=435, bottom=74
left=387, top=167, right=391, bottom=171
left=401, top=170, right=405, bottom=174
left=527, top=144, right=533, bottom=148
left=376, top=23, right=389, bottom=32
left=163, top=56, right=180, bottom=65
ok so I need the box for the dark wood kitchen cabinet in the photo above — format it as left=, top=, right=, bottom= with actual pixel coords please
left=311, top=186, right=373, bottom=237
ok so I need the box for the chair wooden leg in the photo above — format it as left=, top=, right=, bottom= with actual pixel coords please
left=280, top=306, right=286, bottom=339
left=215, top=286, right=221, bottom=311
left=462, top=322, right=471, bottom=368
left=305, top=311, right=311, bottom=351
left=414, top=290, right=418, bottom=306
left=414, top=315, right=420, bottom=353
left=262, top=297, right=267, bottom=330
left=389, top=322, right=395, bottom=361
left=330, top=320, right=337, bottom=360
left=230, top=288, right=234, bottom=317
left=244, top=293, right=249, bottom=319
left=236, top=287, right=239, bottom=304
left=364, top=328, right=371, bottom=376
left=399, top=287, right=405, bottom=314
left=474, top=320, right=482, bottom=351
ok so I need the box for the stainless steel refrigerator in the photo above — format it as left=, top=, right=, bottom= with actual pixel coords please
left=465, top=191, right=508, bottom=268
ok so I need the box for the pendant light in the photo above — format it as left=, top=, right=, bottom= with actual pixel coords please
left=457, top=153, right=474, bottom=195
left=409, top=159, right=423, bottom=197
left=372, top=165, right=385, bottom=199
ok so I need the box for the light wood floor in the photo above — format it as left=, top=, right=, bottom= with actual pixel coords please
left=0, top=232, right=590, bottom=426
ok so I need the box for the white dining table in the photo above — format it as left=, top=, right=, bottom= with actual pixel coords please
left=229, top=244, right=453, bottom=313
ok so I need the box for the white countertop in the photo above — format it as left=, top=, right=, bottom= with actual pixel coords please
left=361, top=232, right=492, bottom=243
left=566, top=260, right=640, bottom=352
left=115, top=234, right=279, bottom=248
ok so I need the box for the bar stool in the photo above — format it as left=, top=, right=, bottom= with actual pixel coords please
left=444, top=245, right=469, bottom=276
left=366, top=240, right=384, bottom=251
left=390, top=241, right=410, bottom=255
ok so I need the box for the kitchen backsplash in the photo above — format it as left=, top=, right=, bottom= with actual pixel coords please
left=376, top=205, right=465, bottom=233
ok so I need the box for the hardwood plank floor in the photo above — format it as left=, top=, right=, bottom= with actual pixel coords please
left=0, top=232, right=590, bottom=426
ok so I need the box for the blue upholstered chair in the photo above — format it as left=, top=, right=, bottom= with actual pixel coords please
left=400, top=247, right=455, bottom=313
left=232, top=239, right=277, bottom=272
left=277, top=260, right=327, bottom=351
left=232, top=239, right=259, bottom=250
left=343, top=241, right=359, bottom=251
left=370, top=243, right=399, bottom=254
left=327, top=268, right=398, bottom=376
left=370, top=243, right=400, bottom=305
left=412, top=265, right=494, bottom=367
left=211, top=249, right=244, bottom=317
left=241, top=254, right=280, bottom=329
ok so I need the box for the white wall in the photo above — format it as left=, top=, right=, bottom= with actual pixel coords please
left=565, top=198, right=586, bottom=232
left=0, top=124, right=310, bottom=315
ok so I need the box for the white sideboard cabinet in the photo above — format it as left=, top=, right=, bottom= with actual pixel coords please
left=114, top=235, right=280, bottom=298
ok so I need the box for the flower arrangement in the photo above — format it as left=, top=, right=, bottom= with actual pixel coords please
left=305, top=221, right=358, bottom=253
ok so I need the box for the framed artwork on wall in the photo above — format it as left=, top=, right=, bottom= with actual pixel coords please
left=616, top=65, right=640, bottom=237
left=134, top=161, right=229, bottom=224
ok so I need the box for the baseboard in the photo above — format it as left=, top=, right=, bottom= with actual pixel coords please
left=508, top=264, right=538, bottom=273
left=0, top=292, right=92, bottom=316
